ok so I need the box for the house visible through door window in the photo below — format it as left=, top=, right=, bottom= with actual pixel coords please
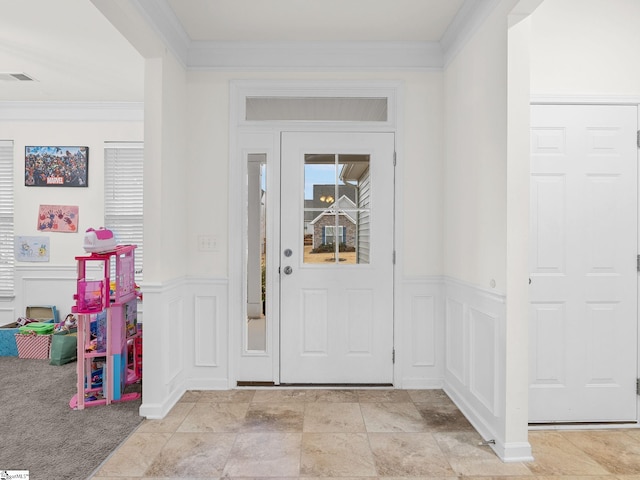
left=304, top=153, right=370, bottom=265
left=104, top=142, right=143, bottom=282
left=0, top=140, right=14, bottom=297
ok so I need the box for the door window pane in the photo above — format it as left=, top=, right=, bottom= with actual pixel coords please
left=303, top=153, right=370, bottom=264
left=246, top=154, right=266, bottom=352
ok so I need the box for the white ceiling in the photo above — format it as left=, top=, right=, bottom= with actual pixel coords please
left=167, top=0, right=464, bottom=42
left=0, top=0, right=477, bottom=103
left=0, top=0, right=144, bottom=102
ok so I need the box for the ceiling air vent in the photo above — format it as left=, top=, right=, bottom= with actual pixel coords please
left=0, top=72, right=36, bottom=81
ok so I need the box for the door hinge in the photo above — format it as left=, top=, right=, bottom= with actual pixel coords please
left=637, top=255, right=640, bottom=272
left=637, top=378, right=640, bottom=395
left=392, top=250, right=396, bottom=265
left=393, top=151, right=397, bottom=166
left=637, top=130, right=640, bottom=148
left=392, top=348, right=395, bottom=364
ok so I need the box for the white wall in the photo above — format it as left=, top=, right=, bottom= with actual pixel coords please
left=443, top=0, right=533, bottom=462
left=180, top=71, right=447, bottom=394
left=144, top=53, right=189, bottom=282
left=185, top=71, right=445, bottom=279
left=140, top=50, right=192, bottom=417
left=531, top=0, right=640, bottom=96
left=158, top=54, right=189, bottom=279
left=1, top=116, right=143, bottom=265
left=185, top=72, right=231, bottom=277
left=505, top=9, right=534, bottom=458
left=0, top=110, right=142, bottom=322
left=443, top=14, right=508, bottom=292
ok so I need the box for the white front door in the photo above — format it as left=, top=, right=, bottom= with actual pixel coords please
left=279, top=132, right=395, bottom=384
left=529, top=104, right=638, bottom=423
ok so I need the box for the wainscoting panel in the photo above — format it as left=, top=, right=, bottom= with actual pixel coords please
left=15, top=265, right=78, bottom=320
left=194, top=295, right=218, bottom=366
left=140, top=278, right=185, bottom=419
left=182, top=277, right=229, bottom=390
left=443, top=277, right=507, bottom=457
left=469, top=306, right=498, bottom=415
left=139, top=276, right=228, bottom=419
left=0, top=306, right=16, bottom=326
left=398, top=277, right=444, bottom=388
left=445, top=297, right=466, bottom=385
left=410, top=294, right=435, bottom=366
left=164, top=296, right=184, bottom=385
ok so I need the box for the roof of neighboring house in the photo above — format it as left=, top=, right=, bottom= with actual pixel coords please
left=304, top=184, right=357, bottom=222
left=309, top=195, right=357, bottom=225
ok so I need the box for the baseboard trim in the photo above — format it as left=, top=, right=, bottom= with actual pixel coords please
left=139, top=386, right=184, bottom=419
left=490, top=441, right=533, bottom=463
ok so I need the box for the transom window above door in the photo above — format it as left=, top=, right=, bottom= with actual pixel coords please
left=245, top=97, right=388, bottom=122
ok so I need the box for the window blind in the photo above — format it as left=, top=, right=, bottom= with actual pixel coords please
left=104, top=143, right=143, bottom=282
left=0, top=141, right=14, bottom=297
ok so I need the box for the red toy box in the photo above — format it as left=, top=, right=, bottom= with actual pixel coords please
left=15, top=333, right=52, bottom=359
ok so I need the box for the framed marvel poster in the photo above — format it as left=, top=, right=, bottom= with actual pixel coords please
left=25, top=146, right=89, bottom=187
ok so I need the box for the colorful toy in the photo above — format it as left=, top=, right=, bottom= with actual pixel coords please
left=55, top=313, right=77, bottom=333
left=70, top=245, right=141, bottom=410
left=83, top=227, right=116, bottom=253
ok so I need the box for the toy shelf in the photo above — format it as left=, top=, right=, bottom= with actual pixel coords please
left=70, top=245, right=141, bottom=410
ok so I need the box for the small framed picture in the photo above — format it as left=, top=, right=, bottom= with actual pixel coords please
left=25, top=146, right=89, bottom=187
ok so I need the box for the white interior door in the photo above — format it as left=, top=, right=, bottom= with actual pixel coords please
left=280, top=132, right=395, bottom=384
left=529, top=104, right=638, bottom=423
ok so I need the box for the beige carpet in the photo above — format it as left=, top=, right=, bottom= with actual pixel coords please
left=0, top=356, right=143, bottom=480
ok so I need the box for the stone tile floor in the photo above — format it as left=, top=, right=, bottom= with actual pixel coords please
left=91, top=389, right=640, bottom=479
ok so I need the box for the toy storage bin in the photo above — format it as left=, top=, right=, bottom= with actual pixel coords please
left=19, top=322, right=55, bottom=335
left=26, top=305, right=59, bottom=323
left=15, top=333, right=52, bottom=359
left=0, top=305, right=58, bottom=356
left=0, top=323, right=20, bottom=356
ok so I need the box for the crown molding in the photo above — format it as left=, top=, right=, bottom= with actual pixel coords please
left=132, top=0, right=190, bottom=66
left=134, top=0, right=500, bottom=71
left=0, top=102, right=144, bottom=122
left=440, top=0, right=501, bottom=68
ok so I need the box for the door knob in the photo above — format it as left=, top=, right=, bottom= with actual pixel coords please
left=283, top=266, right=293, bottom=275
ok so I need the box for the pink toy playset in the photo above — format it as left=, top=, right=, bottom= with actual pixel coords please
left=69, top=244, right=141, bottom=410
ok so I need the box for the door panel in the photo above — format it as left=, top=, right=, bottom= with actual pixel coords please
left=280, top=132, right=394, bottom=384
left=529, top=104, right=638, bottom=423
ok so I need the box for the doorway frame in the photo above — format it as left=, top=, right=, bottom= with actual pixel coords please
left=228, top=80, right=404, bottom=386
left=529, top=94, right=640, bottom=428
